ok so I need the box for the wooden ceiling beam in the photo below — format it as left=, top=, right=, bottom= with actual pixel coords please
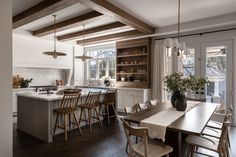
left=33, top=11, right=104, bottom=37
left=13, top=0, right=82, bottom=29
left=77, top=30, right=143, bottom=45
left=58, top=22, right=126, bottom=41
left=79, top=0, right=155, bottom=34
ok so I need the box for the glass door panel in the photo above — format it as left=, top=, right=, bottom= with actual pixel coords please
left=201, top=41, right=233, bottom=114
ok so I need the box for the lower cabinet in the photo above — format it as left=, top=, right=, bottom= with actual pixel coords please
left=12, top=88, right=35, bottom=115
left=117, top=88, right=151, bottom=111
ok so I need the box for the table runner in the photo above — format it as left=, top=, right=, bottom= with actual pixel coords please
left=140, top=101, right=199, bottom=141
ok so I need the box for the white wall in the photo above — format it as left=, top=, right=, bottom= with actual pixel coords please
left=0, top=0, right=12, bottom=156
left=74, top=45, right=85, bottom=85
left=13, top=31, right=73, bottom=69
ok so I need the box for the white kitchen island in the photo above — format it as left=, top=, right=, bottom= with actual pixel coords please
left=17, top=88, right=108, bottom=143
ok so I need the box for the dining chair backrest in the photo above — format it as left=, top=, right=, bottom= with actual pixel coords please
left=59, top=89, right=82, bottom=110
left=103, top=89, right=117, bottom=105
left=83, top=91, right=101, bottom=108
left=218, top=121, right=230, bottom=150
left=122, top=120, right=149, bottom=157
left=124, top=103, right=141, bottom=114
left=223, top=106, right=233, bottom=123
left=139, top=100, right=151, bottom=110
left=149, top=98, right=159, bottom=106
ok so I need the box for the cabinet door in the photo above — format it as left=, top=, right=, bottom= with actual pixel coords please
left=12, top=93, right=17, bottom=113
left=117, top=93, right=125, bottom=110
left=133, top=95, right=143, bottom=104
left=123, top=95, right=134, bottom=107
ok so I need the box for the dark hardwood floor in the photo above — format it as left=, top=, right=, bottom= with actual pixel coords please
left=13, top=119, right=236, bottom=157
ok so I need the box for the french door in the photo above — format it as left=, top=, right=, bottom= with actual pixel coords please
left=182, top=40, right=233, bottom=113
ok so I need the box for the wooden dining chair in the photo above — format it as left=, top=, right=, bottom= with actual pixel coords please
left=124, top=103, right=141, bottom=114
left=124, top=103, right=142, bottom=153
left=53, top=89, right=82, bottom=141
left=149, top=98, right=159, bottom=106
left=78, top=91, right=102, bottom=132
left=205, top=106, right=233, bottom=148
left=99, top=89, right=117, bottom=125
left=185, top=121, right=230, bottom=157
left=122, top=120, right=173, bottom=157
left=139, top=101, right=152, bottom=110
left=207, top=105, right=233, bottom=130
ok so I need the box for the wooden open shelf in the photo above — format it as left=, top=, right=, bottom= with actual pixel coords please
left=117, top=73, right=147, bottom=75
left=116, top=38, right=151, bottom=88
left=117, top=63, right=147, bottom=66
left=116, top=54, right=148, bottom=58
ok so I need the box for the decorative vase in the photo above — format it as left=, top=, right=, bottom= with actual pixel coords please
left=171, top=91, right=181, bottom=108
left=21, top=82, right=29, bottom=88
left=175, top=94, right=187, bottom=111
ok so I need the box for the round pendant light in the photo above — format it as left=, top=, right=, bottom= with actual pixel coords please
left=43, top=15, right=67, bottom=59
left=75, top=25, right=93, bottom=61
left=163, top=0, right=189, bottom=58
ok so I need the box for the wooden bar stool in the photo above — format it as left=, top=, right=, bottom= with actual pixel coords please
left=99, top=89, right=117, bottom=125
left=53, top=89, right=82, bottom=141
left=78, top=91, right=102, bottom=132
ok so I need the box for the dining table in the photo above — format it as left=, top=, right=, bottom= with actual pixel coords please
left=123, top=101, right=219, bottom=157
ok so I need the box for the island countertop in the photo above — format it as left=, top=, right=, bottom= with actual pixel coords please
left=17, top=88, right=108, bottom=101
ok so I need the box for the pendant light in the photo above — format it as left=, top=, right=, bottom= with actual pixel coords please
left=75, top=25, right=93, bottom=61
left=163, top=0, right=190, bottom=58
left=43, top=15, right=67, bottom=59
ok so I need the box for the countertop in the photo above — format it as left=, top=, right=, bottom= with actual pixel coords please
left=13, top=85, right=151, bottom=92
left=17, top=88, right=107, bottom=101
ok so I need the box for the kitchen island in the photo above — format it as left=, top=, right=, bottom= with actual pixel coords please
left=17, top=88, right=108, bottom=143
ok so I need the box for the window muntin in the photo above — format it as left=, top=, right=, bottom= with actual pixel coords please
left=86, top=47, right=116, bottom=80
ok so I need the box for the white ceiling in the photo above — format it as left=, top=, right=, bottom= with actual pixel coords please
left=109, top=0, right=236, bottom=27
left=12, top=0, right=236, bottom=42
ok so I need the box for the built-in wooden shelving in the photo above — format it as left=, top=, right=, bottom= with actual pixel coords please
left=116, top=38, right=151, bottom=88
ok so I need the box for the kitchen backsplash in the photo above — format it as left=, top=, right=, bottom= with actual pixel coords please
left=13, top=67, right=68, bottom=86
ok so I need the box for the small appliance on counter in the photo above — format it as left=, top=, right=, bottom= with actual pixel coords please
left=33, top=85, right=58, bottom=94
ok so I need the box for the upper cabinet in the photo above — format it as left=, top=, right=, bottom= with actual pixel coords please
left=13, top=33, right=73, bottom=69
left=116, top=38, right=151, bottom=88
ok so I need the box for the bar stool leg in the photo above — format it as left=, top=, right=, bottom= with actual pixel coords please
left=73, top=112, right=82, bottom=135
left=106, top=105, right=110, bottom=125
left=95, top=108, right=103, bottom=128
left=53, top=113, right=59, bottom=138
left=78, top=108, right=83, bottom=125
left=64, top=114, right=67, bottom=141
left=69, top=114, right=71, bottom=131
left=88, top=109, right=92, bottom=132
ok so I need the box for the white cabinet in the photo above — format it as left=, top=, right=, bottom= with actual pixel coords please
left=12, top=88, right=35, bottom=114
left=117, top=88, right=151, bottom=111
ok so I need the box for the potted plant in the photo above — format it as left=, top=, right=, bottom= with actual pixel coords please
left=164, top=73, right=208, bottom=111
left=20, top=78, right=33, bottom=88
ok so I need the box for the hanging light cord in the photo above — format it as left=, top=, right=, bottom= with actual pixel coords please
left=53, top=15, right=56, bottom=53
left=177, top=0, right=180, bottom=42
left=82, top=24, right=85, bottom=56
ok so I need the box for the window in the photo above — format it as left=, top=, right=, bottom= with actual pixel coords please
left=182, top=48, right=195, bottom=76
left=86, top=45, right=116, bottom=80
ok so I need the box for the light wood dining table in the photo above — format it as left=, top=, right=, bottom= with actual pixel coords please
left=123, top=101, right=219, bottom=157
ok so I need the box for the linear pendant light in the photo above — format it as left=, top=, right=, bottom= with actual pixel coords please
left=163, top=0, right=190, bottom=58
left=43, top=15, right=67, bottom=58
left=75, top=25, right=93, bottom=61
